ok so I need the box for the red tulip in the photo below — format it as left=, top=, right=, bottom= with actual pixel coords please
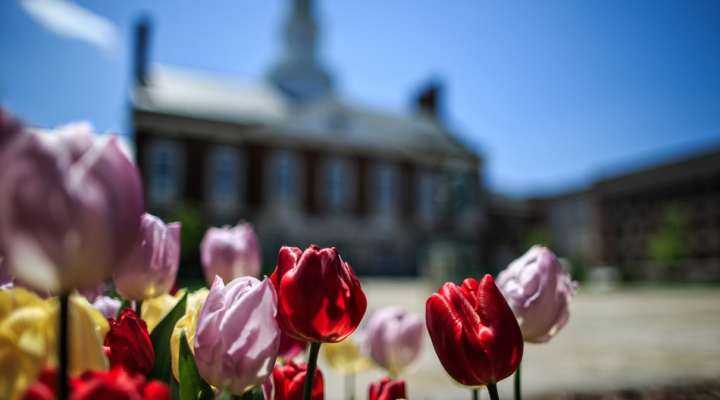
left=272, top=360, right=324, bottom=400
left=270, top=245, right=367, bottom=343
left=368, top=377, right=406, bottom=400
left=23, top=367, right=170, bottom=400
left=426, top=275, right=523, bottom=387
left=103, top=309, right=155, bottom=375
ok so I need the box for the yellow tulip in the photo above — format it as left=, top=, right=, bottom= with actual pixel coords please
left=62, top=292, right=110, bottom=375
left=321, top=334, right=372, bottom=375
left=0, top=292, right=53, bottom=400
left=141, top=289, right=187, bottom=332
left=170, top=288, right=209, bottom=381
left=0, top=289, right=109, bottom=400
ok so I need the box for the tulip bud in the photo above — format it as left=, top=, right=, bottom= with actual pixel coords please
left=0, top=256, right=51, bottom=298
left=369, top=377, right=406, bottom=400
left=79, top=282, right=105, bottom=303
left=426, top=275, right=523, bottom=387
left=272, top=360, right=324, bottom=400
left=271, top=245, right=367, bottom=343
left=92, top=295, right=122, bottom=319
left=361, top=306, right=423, bottom=377
left=0, top=108, right=23, bottom=151
left=496, top=245, right=578, bottom=343
left=200, top=221, right=261, bottom=286
left=25, top=367, right=171, bottom=400
left=0, top=256, right=12, bottom=288
left=141, top=290, right=186, bottom=333
left=114, top=213, right=181, bottom=301
left=104, top=308, right=155, bottom=375
left=171, top=288, right=210, bottom=381
left=194, top=276, right=280, bottom=395
left=0, top=122, right=143, bottom=293
left=0, top=288, right=110, bottom=399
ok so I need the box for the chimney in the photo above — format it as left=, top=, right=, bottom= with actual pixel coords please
left=134, top=17, right=151, bottom=86
left=415, top=81, right=442, bottom=120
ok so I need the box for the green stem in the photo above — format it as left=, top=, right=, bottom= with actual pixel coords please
left=136, top=300, right=143, bottom=319
left=487, top=383, right=499, bottom=400
left=59, top=292, right=70, bottom=400
left=514, top=363, right=521, bottom=400
left=473, top=388, right=480, bottom=400
left=303, top=342, right=321, bottom=400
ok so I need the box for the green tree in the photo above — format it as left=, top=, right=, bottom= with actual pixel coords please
left=648, top=206, right=685, bottom=263
left=522, top=225, right=552, bottom=252
left=171, top=203, right=206, bottom=260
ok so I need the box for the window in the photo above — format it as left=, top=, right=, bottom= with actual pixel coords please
left=267, top=150, right=302, bottom=206
left=146, top=140, right=183, bottom=204
left=276, top=157, right=292, bottom=199
left=321, top=157, right=355, bottom=212
left=371, top=163, right=398, bottom=214
left=416, top=170, right=434, bottom=219
left=206, top=146, right=242, bottom=209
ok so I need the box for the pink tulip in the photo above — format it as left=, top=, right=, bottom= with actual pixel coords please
left=496, top=245, right=578, bottom=343
left=92, top=295, right=122, bottom=319
left=360, top=306, right=423, bottom=377
left=0, top=118, right=143, bottom=293
left=113, top=213, right=181, bottom=300
left=79, top=282, right=105, bottom=302
left=200, top=221, right=261, bottom=285
left=194, top=276, right=280, bottom=395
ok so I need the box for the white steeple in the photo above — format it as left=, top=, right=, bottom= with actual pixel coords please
left=269, top=0, right=333, bottom=102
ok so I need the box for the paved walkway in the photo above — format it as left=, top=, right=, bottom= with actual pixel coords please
left=317, top=279, right=720, bottom=400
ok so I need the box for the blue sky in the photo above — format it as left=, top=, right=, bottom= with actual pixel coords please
left=1, top=0, right=719, bottom=197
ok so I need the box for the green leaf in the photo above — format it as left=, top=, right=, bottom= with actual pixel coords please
left=117, top=298, right=133, bottom=319
left=216, top=386, right=263, bottom=400
left=178, top=328, right=214, bottom=400
left=147, top=291, right=188, bottom=383
left=242, top=386, right=265, bottom=400
left=170, top=378, right=180, bottom=400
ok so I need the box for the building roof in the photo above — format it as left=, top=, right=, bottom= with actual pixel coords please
left=133, top=63, right=479, bottom=164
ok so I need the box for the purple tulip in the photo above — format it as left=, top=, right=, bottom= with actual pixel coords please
left=79, top=282, right=105, bottom=303
left=113, top=213, right=181, bottom=300
left=92, top=295, right=122, bottom=319
left=200, top=221, right=262, bottom=286
left=360, top=306, right=423, bottom=377
left=496, top=245, right=578, bottom=343
left=194, top=276, right=280, bottom=395
left=0, top=255, right=51, bottom=298
left=0, top=119, right=144, bottom=293
left=0, top=257, right=11, bottom=288
left=0, top=109, right=23, bottom=153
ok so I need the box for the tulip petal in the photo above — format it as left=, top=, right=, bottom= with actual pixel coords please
left=426, top=291, right=491, bottom=386
left=475, top=275, right=523, bottom=383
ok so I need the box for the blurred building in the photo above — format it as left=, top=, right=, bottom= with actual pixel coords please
left=131, top=0, right=483, bottom=276
left=534, top=148, right=720, bottom=281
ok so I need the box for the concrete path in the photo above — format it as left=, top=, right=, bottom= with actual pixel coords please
left=317, top=279, right=720, bottom=400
